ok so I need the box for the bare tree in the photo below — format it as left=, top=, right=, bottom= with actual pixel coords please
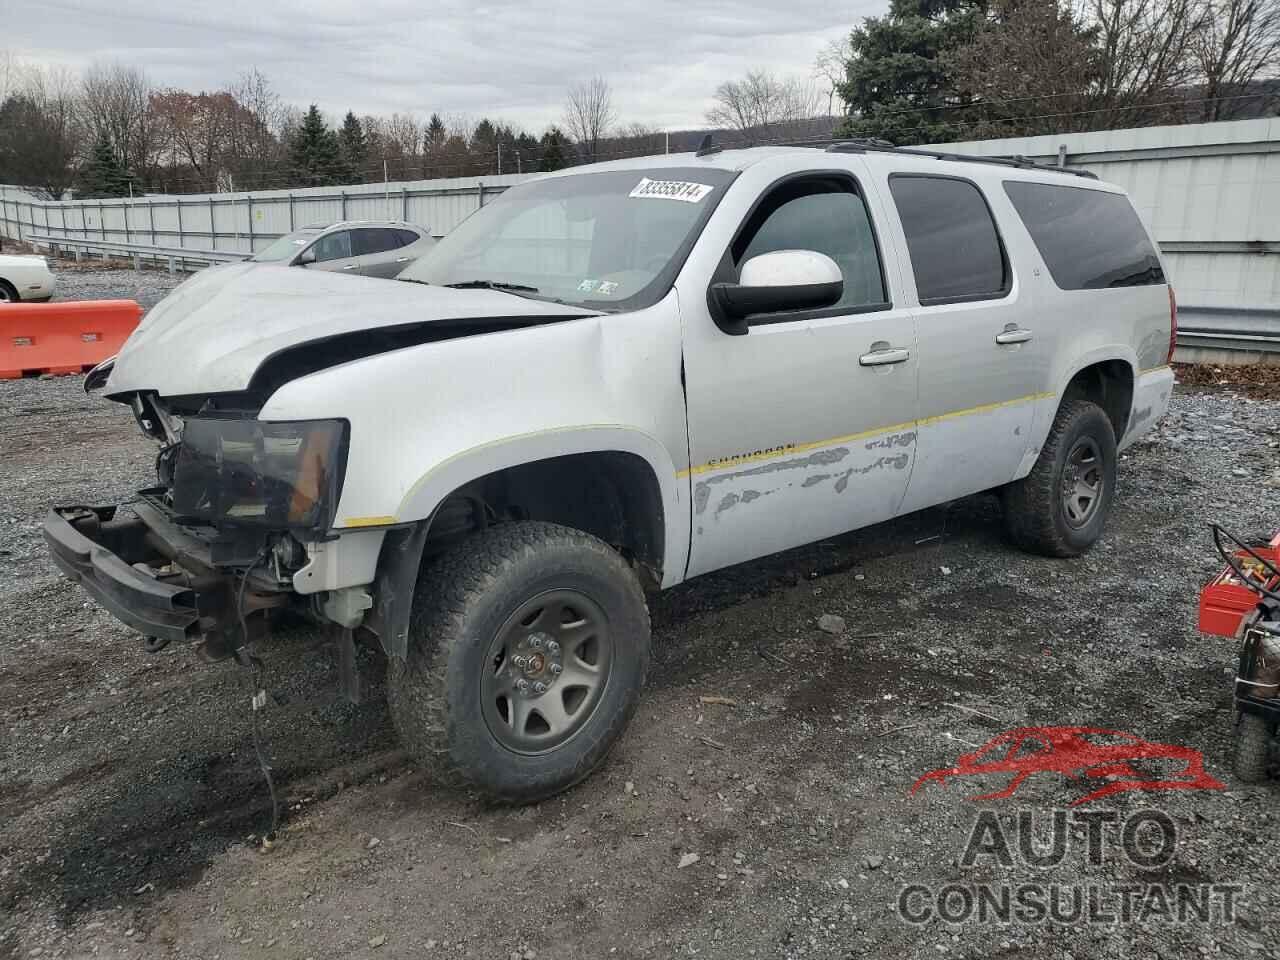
left=617, top=122, right=665, bottom=156
left=814, top=36, right=854, bottom=117
left=1193, top=0, right=1280, bottom=119
left=1090, top=0, right=1206, bottom=123
left=707, top=71, right=826, bottom=142
left=0, top=62, right=81, bottom=198
left=228, top=67, right=286, bottom=177
left=947, top=0, right=1104, bottom=137
left=563, top=76, right=615, bottom=162
left=79, top=62, right=153, bottom=185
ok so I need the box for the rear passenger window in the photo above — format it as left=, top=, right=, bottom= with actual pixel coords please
left=352, top=228, right=401, bottom=256
left=889, top=176, right=1008, bottom=304
left=734, top=177, right=887, bottom=311
left=1003, top=181, right=1164, bottom=289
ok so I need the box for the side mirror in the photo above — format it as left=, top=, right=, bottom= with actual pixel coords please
left=710, top=250, right=843, bottom=333
left=296, top=247, right=317, bottom=266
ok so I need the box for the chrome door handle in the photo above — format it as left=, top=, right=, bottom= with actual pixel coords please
left=995, top=328, right=1033, bottom=345
left=343, top=264, right=358, bottom=270
left=395, top=256, right=411, bottom=263
left=859, top=347, right=911, bottom=366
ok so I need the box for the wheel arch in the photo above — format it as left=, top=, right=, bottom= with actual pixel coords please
left=1054, top=353, right=1136, bottom=442
left=367, top=430, right=683, bottom=660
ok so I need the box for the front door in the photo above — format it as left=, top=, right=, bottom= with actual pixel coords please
left=302, top=229, right=361, bottom=275
left=678, top=158, right=919, bottom=579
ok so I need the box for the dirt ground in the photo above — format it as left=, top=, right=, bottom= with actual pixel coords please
left=2, top=366, right=1280, bottom=960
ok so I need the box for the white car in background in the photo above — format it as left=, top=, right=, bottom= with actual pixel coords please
left=0, top=253, right=56, bottom=302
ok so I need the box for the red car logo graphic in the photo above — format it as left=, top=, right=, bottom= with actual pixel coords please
left=910, top=726, right=1225, bottom=806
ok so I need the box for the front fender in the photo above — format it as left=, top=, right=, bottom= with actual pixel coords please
left=258, top=298, right=691, bottom=588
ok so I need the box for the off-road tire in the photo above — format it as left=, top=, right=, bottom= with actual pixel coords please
left=1233, top=713, right=1271, bottom=783
left=1002, top=399, right=1117, bottom=557
left=387, top=521, right=650, bottom=803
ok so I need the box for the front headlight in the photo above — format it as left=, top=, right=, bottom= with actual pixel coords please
left=172, top=418, right=348, bottom=532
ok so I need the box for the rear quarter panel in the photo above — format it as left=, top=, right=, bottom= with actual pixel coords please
left=992, top=173, right=1172, bottom=470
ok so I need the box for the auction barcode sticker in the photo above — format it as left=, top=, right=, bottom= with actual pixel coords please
left=629, top=178, right=714, bottom=203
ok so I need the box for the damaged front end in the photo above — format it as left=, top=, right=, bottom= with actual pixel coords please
left=44, top=393, right=352, bottom=665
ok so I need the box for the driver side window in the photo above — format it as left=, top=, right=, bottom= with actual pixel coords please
left=311, top=230, right=353, bottom=263
left=734, top=178, right=888, bottom=311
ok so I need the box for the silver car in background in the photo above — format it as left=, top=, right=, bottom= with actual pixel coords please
left=250, top=220, right=435, bottom=278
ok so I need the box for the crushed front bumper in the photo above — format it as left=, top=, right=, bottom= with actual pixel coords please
left=44, top=503, right=207, bottom=643
left=43, top=499, right=283, bottom=645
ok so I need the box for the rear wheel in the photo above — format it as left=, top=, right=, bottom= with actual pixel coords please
left=1233, top=713, right=1272, bottom=783
left=387, top=521, right=650, bottom=802
left=0, top=279, right=18, bottom=303
left=1002, top=399, right=1117, bottom=557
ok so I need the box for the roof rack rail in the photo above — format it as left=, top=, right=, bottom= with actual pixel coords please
left=824, top=139, right=1097, bottom=180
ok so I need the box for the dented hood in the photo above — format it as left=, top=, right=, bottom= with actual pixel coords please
left=107, top=263, right=596, bottom=397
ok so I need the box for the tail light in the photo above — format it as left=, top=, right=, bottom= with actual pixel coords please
left=1167, top=285, right=1178, bottom=364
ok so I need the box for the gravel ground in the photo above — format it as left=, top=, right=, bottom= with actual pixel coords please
left=48, top=262, right=188, bottom=310
left=1, top=370, right=1278, bottom=960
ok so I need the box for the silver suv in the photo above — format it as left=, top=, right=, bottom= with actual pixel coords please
left=47, top=142, right=1176, bottom=803
left=250, top=219, right=434, bottom=278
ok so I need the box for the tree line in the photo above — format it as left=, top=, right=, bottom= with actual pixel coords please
left=0, top=58, right=665, bottom=199
left=2, top=0, right=1276, bottom=200
left=829, top=0, right=1280, bottom=144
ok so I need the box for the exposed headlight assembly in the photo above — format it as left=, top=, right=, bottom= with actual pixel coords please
left=172, top=418, right=348, bottom=532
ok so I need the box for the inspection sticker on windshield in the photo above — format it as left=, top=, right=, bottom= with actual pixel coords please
left=629, top=178, right=714, bottom=203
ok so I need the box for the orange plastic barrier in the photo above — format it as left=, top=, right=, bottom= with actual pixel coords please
left=0, top=300, right=143, bottom=380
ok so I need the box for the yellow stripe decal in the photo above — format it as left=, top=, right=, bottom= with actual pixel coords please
left=1139, top=364, right=1171, bottom=375
left=341, top=515, right=397, bottom=528
left=677, top=391, right=1056, bottom=479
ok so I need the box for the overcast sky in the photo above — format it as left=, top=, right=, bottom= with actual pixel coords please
left=8, top=0, right=876, bottom=131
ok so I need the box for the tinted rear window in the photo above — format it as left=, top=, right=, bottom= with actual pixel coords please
left=889, top=175, right=1008, bottom=304
left=1003, top=181, right=1164, bottom=289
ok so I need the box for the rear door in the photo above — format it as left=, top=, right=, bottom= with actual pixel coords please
left=352, top=227, right=418, bottom=278
left=873, top=169, right=1048, bottom=513
left=303, top=229, right=361, bottom=275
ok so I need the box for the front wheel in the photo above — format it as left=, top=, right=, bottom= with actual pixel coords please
left=1002, top=399, right=1117, bottom=558
left=387, top=521, right=650, bottom=802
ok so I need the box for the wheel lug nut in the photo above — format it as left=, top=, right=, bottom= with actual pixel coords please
left=529, top=637, right=543, bottom=649
left=546, top=641, right=559, bottom=654
left=532, top=681, right=547, bottom=694
left=550, top=663, right=562, bottom=675
left=515, top=678, right=529, bottom=693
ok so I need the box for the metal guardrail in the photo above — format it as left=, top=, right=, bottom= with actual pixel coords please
left=1177, top=304, right=1280, bottom=356
left=27, top=234, right=248, bottom=273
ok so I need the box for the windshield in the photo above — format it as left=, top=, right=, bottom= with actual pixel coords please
left=399, top=167, right=735, bottom=310
left=252, top=229, right=319, bottom=263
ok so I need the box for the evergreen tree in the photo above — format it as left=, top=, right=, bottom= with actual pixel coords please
left=836, top=0, right=987, bottom=144
left=338, top=110, right=368, bottom=184
left=288, top=104, right=343, bottom=186
left=538, top=127, right=570, bottom=171
left=425, top=112, right=446, bottom=147
left=78, top=134, right=131, bottom=198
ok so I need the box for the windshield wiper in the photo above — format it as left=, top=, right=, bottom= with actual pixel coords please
left=445, top=280, right=541, bottom=294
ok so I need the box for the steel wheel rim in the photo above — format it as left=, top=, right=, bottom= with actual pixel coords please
left=481, top=588, right=613, bottom=755
left=1061, top=437, right=1104, bottom=528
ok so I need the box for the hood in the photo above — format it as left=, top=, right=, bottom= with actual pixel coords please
left=107, top=263, right=596, bottom=397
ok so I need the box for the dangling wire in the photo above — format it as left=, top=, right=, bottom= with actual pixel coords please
left=235, top=548, right=280, bottom=841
